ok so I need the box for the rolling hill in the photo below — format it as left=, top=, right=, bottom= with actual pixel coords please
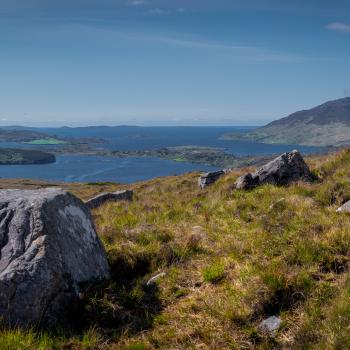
left=222, top=97, right=350, bottom=146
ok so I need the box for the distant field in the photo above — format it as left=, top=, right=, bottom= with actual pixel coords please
left=25, top=138, right=66, bottom=145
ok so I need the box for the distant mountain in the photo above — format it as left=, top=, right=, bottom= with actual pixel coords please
left=58, top=125, right=139, bottom=130
left=221, top=97, right=350, bottom=147
left=0, top=129, right=52, bottom=143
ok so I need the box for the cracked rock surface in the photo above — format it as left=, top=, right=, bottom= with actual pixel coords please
left=0, top=188, right=110, bottom=327
left=235, top=150, right=312, bottom=190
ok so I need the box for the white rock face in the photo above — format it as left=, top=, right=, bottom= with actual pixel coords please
left=0, top=188, right=110, bottom=327
left=337, top=201, right=350, bottom=212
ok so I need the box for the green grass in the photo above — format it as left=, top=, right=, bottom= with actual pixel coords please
left=3, top=150, right=350, bottom=348
left=173, top=157, right=187, bottom=162
left=25, top=138, right=66, bottom=145
left=202, top=260, right=226, bottom=283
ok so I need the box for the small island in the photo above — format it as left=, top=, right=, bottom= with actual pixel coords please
left=24, top=137, right=67, bottom=145
left=107, top=146, right=273, bottom=168
left=0, top=148, right=56, bottom=165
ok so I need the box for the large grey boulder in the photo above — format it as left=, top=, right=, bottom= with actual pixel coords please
left=235, top=150, right=312, bottom=190
left=0, top=188, right=110, bottom=327
left=85, top=190, right=133, bottom=209
left=198, top=170, right=225, bottom=189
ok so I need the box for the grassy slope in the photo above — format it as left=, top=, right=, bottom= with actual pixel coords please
left=2, top=151, right=350, bottom=349
left=221, top=97, right=350, bottom=147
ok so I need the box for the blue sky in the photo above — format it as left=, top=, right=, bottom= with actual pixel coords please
left=0, top=0, right=350, bottom=126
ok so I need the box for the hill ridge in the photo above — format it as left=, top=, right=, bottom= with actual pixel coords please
left=222, top=97, right=350, bottom=146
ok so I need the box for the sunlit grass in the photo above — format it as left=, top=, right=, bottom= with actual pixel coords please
left=2, top=150, right=350, bottom=348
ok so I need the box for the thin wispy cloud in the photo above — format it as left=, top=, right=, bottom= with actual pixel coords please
left=326, top=22, right=350, bottom=34
left=145, top=7, right=186, bottom=16
left=127, top=0, right=145, bottom=6
left=146, top=8, right=168, bottom=15
left=57, top=24, right=308, bottom=63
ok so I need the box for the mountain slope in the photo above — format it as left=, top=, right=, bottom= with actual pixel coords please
left=223, top=97, right=350, bottom=146
left=2, top=150, right=350, bottom=349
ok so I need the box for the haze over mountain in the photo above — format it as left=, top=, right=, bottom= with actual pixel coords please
left=222, top=97, right=350, bottom=147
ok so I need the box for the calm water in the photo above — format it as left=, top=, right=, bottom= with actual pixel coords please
left=0, top=126, right=325, bottom=183
left=0, top=155, right=216, bottom=183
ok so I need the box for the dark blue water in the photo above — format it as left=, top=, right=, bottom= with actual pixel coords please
left=0, top=155, right=216, bottom=183
left=0, top=126, right=325, bottom=183
left=28, top=126, right=322, bottom=155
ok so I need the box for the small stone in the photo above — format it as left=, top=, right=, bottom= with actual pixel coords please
left=198, top=170, right=225, bottom=189
left=85, top=189, right=133, bottom=209
left=258, top=316, right=282, bottom=336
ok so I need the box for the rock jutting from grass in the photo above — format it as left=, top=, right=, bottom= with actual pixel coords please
left=85, top=189, right=134, bottom=209
left=0, top=188, right=110, bottom=327
left=336, top=200, right=350, bottom=212
left=235, top=150, right=312, bottom=190
left=258, top=316, right=282, bottom=336
left=198, top=170, right=226, bottom=189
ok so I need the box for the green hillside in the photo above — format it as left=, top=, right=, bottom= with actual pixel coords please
left=2, top=150, right=350, bottom=349
left=222, top=97, right=350, bottom=147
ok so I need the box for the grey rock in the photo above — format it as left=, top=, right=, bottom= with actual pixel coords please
left=0, top=188, right=110, bottom=327
left=337, top=201, right=350, bottom=212
left=235, top=150, right=312, bottom=190
left=258, top=316, right=282, bottom=336
left=85, top=190, right=133, bottom=209
left=235, top=173, right=258, bottom=190
left=198, top=170, right=225, bottom=189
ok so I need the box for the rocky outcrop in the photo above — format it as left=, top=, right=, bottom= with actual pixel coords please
left=85, top=190, right=133, bottom=209
left=258, top=316, right=282, bottom=336
left=336, top=201, right=350, bottom=212
left=198, top=170, right=225, bottom=189
left=235, top=150, right=312, bottom=190
left=0, top=188, right=110, bottom=327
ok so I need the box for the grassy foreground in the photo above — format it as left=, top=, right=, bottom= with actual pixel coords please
left=2, top=150, right=350, bottom=349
